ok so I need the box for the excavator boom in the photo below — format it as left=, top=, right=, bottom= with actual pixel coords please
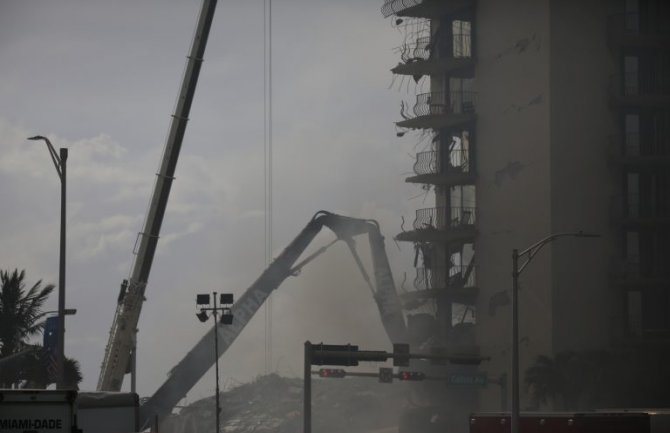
left=139, top=211, right=406, bottom=428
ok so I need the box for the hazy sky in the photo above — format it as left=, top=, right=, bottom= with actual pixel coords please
left=0, top=0, right=434, bottom=402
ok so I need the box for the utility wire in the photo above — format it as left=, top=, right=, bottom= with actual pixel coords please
left=263, top=0, right=273, bottom=375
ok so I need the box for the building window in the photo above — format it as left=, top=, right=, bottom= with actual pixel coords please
left=625, top=114, right=640, bottom=156
left=624, top=56, right=639, bottom=96
left=452, top=20, right=472, bottom=59
left=626, top=173, right=640, bottom=217
left=627, top=291, right=643, bottom=336
left=625, top=0, right=640, bottom=32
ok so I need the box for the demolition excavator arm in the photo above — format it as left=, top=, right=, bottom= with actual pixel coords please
left=138, top=210, right=406, bottom=428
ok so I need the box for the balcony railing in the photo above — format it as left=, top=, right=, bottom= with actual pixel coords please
left=609, top=133, right=670, bottom=158
left=611, top=257, right=670, bottom=282
left=611, top=194, right=670, bottom=221
left=413, top=265, right=476, bottom=291
left=608, top=12, right=670, bottom=38
left=411, top=91, right=476, bottom=117
left=382, top=0, right=473, bottom=19
left=412, top=206, right=476, bottom=231
left=613, top=71, right=670, bottom=97
left=399, top=36, right=431, bottom=63
left=412, top=149, right=470, bottom=176
left=397, top=34, right=472, bottom=64
left=382, top=0, right=423, bottom=18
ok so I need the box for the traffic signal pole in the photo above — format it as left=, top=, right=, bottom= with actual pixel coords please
left=303, top=341, right=490, bottom=433
left=304, top=341, right=312, bottom=433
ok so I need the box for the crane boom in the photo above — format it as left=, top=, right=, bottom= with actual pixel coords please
left=138, top=211, right=407, bottom=428
left=98, top=0, right=218, bottom=392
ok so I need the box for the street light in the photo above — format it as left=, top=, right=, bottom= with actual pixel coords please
left=196, top=292, right=234, bottom=433
left=510, top=231, right=599, bottom=433
left=27, top=135, right=68, bottom=390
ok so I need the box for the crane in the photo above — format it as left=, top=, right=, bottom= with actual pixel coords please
left=138, top=211, right=407, bottom=428
left=97, top=0, right=218, bottom=391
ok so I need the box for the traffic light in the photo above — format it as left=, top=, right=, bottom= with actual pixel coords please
left=398, top=371, right=425, bottom=381
left=311, top=343, right=360, bottom=366
left=318, top=368, right=346, bottom=378
left=378, top=367, right=394, bottom=383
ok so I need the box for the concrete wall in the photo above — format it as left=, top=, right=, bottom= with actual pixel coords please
left=548, top=0, right=619, bottom=351
left=474, top=0, right=553, bottom=410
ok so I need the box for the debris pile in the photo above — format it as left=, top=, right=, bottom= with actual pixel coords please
left=162, top=374, right=409, bottom=433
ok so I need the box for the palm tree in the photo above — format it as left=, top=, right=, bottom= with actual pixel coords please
left=0, top=269, right=54, bottom=386
left=0, top=269, right=83, bottom=389
left=20, top=348, right=83, bottom=389
left=524, top=350, right=612, bottom=410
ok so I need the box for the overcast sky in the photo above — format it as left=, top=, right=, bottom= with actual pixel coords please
left=0, top=1, right=434, bottom=402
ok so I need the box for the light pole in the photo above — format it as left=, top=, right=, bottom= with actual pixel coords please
left=510, top=231, right=599, bottom=433
left=28, top=135, right=68, bottom=390
left=196, top=292, right=234, bottom=433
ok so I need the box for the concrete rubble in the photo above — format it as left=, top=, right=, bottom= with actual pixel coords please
left=161, top=374, right=411, bottom=433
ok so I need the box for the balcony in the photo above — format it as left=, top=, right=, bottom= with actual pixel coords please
left=608, top=134, right=670, bottom=169
left=396, top=206, right=477, bottom=243
left=401, top=264, right=478, bottom=307
left=392, top=34, right=474, bottom=78
left=381, top=0, right=474, bottom=19
left=611, top=258, right=670, bottom=288
left=609, top=72, right=670, bottom=108
left=607, top=13, right=670, bottom=49
left=397, top=91, right=476, bottom=130
left=611, top=194, right=670, bottom=226
left=407, top=149, right=475, bottom=185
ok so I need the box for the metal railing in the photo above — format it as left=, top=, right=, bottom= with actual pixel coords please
left=610, top=133, right=670, bottom=158
left=412, top=91, right=477, bottom=117
left=412, top=149, right=470, bottom=176
left=607, top=12, right=670, bottom=36
left=413, top=265, right=475, bottom=291
left=613, top=71, right=670, bottom=97
left=381, top=0, right=423, bottom=18
left=612, top=194, right=670, bottom=219
left=397, top=33, right=472, bottom=63
left=399, top=36, right=431, bottom=63
left=611, top=257, right=670, bottom=280
left=412, top=206, right=476, bottom=231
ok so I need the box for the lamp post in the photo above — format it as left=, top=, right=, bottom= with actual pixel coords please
left=27, top=135, right=68, bottom=390
left=510, top=231, right=599, bottom=433
left=196, top=292, right=234, bottom=433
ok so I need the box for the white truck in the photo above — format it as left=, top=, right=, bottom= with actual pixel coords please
left=78, top=392, right=139, bottom=433
left=0, top=390, right=78, bottom=433
left=0, top=390, right=139, bottom=433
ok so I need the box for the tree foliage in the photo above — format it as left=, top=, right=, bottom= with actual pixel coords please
left=525, top=348, right=670, bottom=410
left=0, top=269, right=81, bottom=388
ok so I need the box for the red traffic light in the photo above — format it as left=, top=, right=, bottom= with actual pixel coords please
left=398, top=371, right=425, bottom=381
left=318, top=368, right=346, bottom=378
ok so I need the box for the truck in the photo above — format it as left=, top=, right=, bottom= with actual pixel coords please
left=77, top=392, right=139, bottom=433
left=0, top=390, right=78, bottom=433
left=469, top=411, right=670, bottom=433
left=0, top=390, right=140, bottom=433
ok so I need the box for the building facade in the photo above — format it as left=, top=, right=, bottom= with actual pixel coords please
left=382, top=0, right=669, bottom=430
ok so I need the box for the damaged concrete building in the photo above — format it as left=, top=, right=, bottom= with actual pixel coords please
left=383, top=0, right=670, bottom=429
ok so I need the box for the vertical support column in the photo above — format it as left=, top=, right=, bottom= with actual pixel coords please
left=57, top=147, right=68, bottom=390
left=213, top=292, right=221, bottom=433
left=511, top=249, right=519, bottom=433
left=304, top=341, right=312, bottom=433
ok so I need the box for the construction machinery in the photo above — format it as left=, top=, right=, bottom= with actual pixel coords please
left=97, top=0, right=218, bottom=392
left=138, top=210, right=407, bottom=428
